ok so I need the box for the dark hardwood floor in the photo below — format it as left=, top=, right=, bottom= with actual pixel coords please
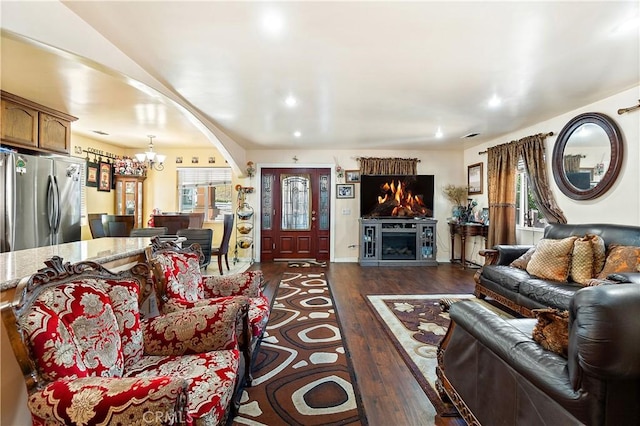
left=251, top=262, right=475, bottom=426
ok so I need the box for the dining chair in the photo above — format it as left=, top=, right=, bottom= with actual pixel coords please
left=129, top=227, right=169, bottom=237
left=177, top=228, right=213, bottom=270
left=211, top=214, right=234, bottom=275
left=88, top=213, right=107, bottom=238
left=101, top=215, right=135, bottom=237
left=188, top=212, right=205, bottom=228
left=153, top=215, right=191, bottom=235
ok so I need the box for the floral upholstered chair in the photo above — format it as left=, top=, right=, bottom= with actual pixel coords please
left=147, top=237, right=270, bottom=377
left=1, top=256, right=247, bottom=426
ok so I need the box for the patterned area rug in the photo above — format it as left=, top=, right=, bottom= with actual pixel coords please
left=233, top=272, right=366, bottom=425
left=365, top=294, right=478, bottom=417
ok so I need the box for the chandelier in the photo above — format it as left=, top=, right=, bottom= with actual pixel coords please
left=135, top=135, right=166, bottom=171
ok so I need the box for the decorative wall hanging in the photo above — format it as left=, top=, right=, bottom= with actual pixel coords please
left=98, top=162, right=112, bottom=192
left=467, top=162, right=483, bottom=194
left=86, top=161, right=98, bottom=187
left=337, top=184, right=355, bottom=199
left=346, top=170, right=361, bottom=183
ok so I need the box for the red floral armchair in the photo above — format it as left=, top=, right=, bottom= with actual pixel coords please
left=147, top=238, right=270, bottom=376
left=1, top=256, right=247, bottom=425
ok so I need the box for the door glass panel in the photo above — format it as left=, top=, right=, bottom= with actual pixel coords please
left=261, top=174, right=273, bottom=230
left=319, top=174, right=329, bottom=230
left=281, top=174, right=311, bottom=230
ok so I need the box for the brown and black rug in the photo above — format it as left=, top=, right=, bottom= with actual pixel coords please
left=233, top=272, right=367, bottom=425
left=365, top=294, right=476, bottom=418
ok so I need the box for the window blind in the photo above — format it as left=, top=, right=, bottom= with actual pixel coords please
left=177, top=167, right=232, bottom=187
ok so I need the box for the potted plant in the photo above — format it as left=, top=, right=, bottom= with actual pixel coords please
left=443, top=185, right=468, bottom=221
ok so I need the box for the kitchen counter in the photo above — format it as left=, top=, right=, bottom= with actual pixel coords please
left=0, top=237, right=153, bottom=293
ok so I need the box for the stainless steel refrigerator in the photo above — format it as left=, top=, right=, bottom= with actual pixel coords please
left=1, top=150, right=82, bottom=253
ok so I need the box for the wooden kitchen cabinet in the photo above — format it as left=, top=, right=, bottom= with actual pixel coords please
left=0, top=91, right=77, bottom=154
left=1, top=98, right=38, bottom=148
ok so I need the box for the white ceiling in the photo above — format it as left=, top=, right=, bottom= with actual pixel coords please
left=1, top=1, right=639, bottom=157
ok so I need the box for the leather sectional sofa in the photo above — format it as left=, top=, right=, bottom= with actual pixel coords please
left=436, top=283, right=640, bottom=425
left=435, top=223, right=640, bottom=424
left=475, top=223, right=640, bottom=316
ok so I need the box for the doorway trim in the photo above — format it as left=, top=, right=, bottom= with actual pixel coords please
left=255, top=162, right=337, bottom=263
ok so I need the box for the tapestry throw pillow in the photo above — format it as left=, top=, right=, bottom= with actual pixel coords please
left=532, top=308, right=569, bottom=358
left=597, top=245, right=640, bottom=279
left=571, top=234, right=606, bottom=285
left=510, top=247, right=536, bottom=270
left=526, top=237, right=578, bottom=282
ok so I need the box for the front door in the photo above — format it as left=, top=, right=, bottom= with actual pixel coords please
left=260, top=168, right=331, bottom=261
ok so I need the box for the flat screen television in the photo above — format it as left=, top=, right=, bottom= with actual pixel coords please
left=360, top=174, right=435, bottom=218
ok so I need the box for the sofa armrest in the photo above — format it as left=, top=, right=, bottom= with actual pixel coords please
left=28, top=376, right=187, bottom=425
left=448, top=301, right=579, bottom=401
left=606, top=272, right=640, bottom=284
left=570, top=284, right=640, bottom=381
left=142, top=301, right=248, bottom=355
left=491, top=245, right=534, bottom=266
left=201, top=270, right=264, bottom=298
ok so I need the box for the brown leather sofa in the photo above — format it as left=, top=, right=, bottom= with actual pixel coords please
left=475, top=223, right=640, bottom=316
left=436, top=283, right=640, bottom=425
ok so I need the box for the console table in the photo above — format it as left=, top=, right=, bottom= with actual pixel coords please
left=359, top=218, right=438, bottom=266
left=449, top=222, right=488, bottom=269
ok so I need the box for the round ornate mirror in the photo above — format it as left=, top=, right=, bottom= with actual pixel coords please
left=552, top=112, right=623, bottom=200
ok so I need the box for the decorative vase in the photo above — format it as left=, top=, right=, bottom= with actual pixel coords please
left=452, top=205, right=464, bottom=222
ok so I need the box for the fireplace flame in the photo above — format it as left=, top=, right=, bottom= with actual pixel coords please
left=375, top=180, right=430, bottom=217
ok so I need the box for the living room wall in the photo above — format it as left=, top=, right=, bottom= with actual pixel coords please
left=245, top=149, right=465, bottom=263
left=463, top=86, right=640, bottom=254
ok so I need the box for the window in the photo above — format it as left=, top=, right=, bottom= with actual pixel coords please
left=515, top=160, right=545, bottom=229
left=177, top=168, right=233, bottom=221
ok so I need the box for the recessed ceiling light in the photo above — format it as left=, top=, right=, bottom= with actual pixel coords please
left=293, top=131, right=302, bottom=138
left=488, top=94, right=502, bottom=108
left=285, top=95, right=297, bottom=108
left=262, top=11, right=284, bottom=35
left=435, top=127, right=443, bottom=138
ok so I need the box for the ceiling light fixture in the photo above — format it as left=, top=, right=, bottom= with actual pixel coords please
left=285, top=95, right=297, bottom=107
left=488, top=94, right=502, bottom=108
left=135, top=135, right=166, bottom=171
left=294, top=130, right=302, bottom=138
left=435, top=127, right=443, bottom=138
left=262, top=11, right=284, bottom=35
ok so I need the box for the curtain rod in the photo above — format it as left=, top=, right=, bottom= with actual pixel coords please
left=478, top=131, right=554, bottom=155
left=354, top=157, right=421, bottom=162
left=618, top=99, right=640, bottom=115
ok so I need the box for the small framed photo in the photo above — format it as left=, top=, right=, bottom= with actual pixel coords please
left=98, top=162, right=112, bottom=192
left=468, top=162, right=483, bottom=195
left=86, top=161, right=98, bottom=187
left=336, top=183, right=355, bottom=199
left=345, top=170, right=361, bottom=183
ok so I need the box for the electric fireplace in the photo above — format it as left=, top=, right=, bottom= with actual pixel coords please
left=360, top=175, right=435, bottom=218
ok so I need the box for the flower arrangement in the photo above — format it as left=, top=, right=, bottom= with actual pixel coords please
left=246, top=161, right=255, bottom=178
left=443, top=184, right=468, bottom=207
left=336, top=165, right=344, bottom=179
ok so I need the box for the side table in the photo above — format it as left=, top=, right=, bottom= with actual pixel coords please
left=449, top=222, right=488, bottom=269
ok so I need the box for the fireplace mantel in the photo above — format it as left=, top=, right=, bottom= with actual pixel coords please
left=359, top=218, right=438, bottom=266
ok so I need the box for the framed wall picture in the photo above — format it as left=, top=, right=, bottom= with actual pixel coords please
left=345, top=170, right=361, bottom=183
left=98, top=162, right=112, bottom=192
left=86, top=161, right=98, bottom=187
left=336, top=183, right=355, bottom=199
left=468, top=162, right=483, bottom=195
